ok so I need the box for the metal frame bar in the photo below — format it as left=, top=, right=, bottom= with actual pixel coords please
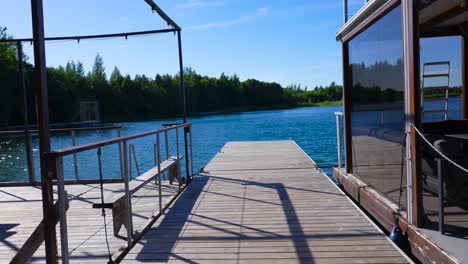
left=463, top=36, right=468, bottom=119
left=335, top=112, right=343, bottom=168
left=144, top=0, right=181, bottom=30
left=342, top=42, right=353, bottom=174
left=341, top=0, right=400, bottom=43
left=403, top=0, right=422, bottom=226
left=16, top=41, right=36, bottom=185
left=71, top=130, right=79, bottom=180
left=437, top=159, right=445, bottom=234
left=48, top=123, right=188, bottom=157
left=0, top=28, right=178, bottom=43
left=30, top=0, right=57, bottom=261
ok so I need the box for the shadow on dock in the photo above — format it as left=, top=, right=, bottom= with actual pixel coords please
left=132, top=174, right=383, bottom=263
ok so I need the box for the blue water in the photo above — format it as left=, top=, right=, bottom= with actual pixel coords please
left=0, top=106, right=343, bottom=182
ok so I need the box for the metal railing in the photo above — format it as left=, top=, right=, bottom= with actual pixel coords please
left=0, top=125, right=122, bottom=186
left=335, top=112, right=344, bottom=168
left=12, top=123, right=194, bottom=263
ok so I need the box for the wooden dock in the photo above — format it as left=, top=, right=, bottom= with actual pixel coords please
left=121, top=141, right=412, bottom=264
left=0, top=180, right=179, bottom=263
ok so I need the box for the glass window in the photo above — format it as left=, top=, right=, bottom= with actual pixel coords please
left=420, top=36, right=462, bottom=122
left=348, top=5, right=405, bottom=206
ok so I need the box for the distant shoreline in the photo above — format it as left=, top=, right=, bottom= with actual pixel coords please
left=148, top=102, right=344, bottom=122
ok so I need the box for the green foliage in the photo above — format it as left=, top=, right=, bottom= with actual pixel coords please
left=0, top=29, right=344, bottom=126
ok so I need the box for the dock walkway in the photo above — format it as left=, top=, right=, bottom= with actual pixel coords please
left=0, top=180, right=179, bottom=263
left=122, top=141, right=412, bottom=263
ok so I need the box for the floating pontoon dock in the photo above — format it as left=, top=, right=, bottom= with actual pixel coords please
left=120, top=141, right=412, bottom=264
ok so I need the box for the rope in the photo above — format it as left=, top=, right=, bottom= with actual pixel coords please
left=97, top=147, right=114, bottom=264
left=411, top=123, right=468, bottom=173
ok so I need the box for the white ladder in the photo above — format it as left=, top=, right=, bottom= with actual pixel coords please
left=421, top=61, right=450, bottom=120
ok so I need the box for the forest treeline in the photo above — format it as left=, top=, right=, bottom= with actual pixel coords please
left=0, top=28, right=342, bottom=126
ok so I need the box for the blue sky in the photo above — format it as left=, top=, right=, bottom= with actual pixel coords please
left=1, top=0, right=367, bottom=89
left=1, top=1, right=462, bottom=88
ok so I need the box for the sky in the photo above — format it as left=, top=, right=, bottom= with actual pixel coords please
left=1, top=1, right=462, bottom=88
left=0, top=0, right=369, bottom=89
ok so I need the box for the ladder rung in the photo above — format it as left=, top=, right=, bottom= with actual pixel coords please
left=423, top=109, right=447, bottom=113
left=423, top=97, right=447, bottom=101
left=422, top=85, right=449, bottom=90
left=423, top=61, right=450, bottom=66
left=423, top=72, right=450, bottom=78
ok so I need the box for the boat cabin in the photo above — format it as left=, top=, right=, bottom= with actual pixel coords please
left=335, top=0, right=468, bottom=263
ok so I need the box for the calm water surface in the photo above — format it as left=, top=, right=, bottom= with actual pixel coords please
left=0, top=106, right=343, bottom=182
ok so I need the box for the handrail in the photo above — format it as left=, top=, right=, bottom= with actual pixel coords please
left=39, top=122, right=194, bottom=263
left=48, top=123, right=190, bottom=157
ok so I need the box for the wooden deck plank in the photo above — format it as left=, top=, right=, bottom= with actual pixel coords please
left=123, top=141, right=412, bottom=263
left=0, top=178, right=180, bottom=263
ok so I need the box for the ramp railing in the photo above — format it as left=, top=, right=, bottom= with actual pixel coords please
left=12, top=123, right=194, bottom=263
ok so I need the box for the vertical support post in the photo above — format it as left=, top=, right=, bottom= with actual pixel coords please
left=177, top=31, right=191, bottom=182
left=462, top=36, right=468, bottom=119
left=54, top=156, right=69, bottom=264
left=117, top=128, right=124, bottom=179
left=165, top=130, right=169, bottom=160
left=129, top=145, right=132, bottom=180
left=437, top=159, right=445, bottom=234
left=189, top=125, right=194, bottom=177
left=17, top=41, right=35, bottom=185
left=131, top=144, right=141, bottom=176
left=71, top=130, right=79, bottom=180
left=335, top=112, right=343, bottom=168
left=31, top=0, right=57, bottom=261
left=342, top=42, right=353, bottom=174
left=344, top=0, right=348, bottom=23
left=122, top=141, right=133, bottom=248
left=156, top=133, right=162, bottom=212
left=403, top=0, right=421, bottom=226
left=176, top=128, right=181, bottom=193
left=177, top=31, right=187, bottom=124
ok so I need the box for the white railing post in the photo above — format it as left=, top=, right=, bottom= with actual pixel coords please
left=176, top=128, right=181, bottom=192
left=189, top=125, right=194, bottom=177
left=122, top=140, right=133, bottom=247
left=156, top=133, right=162, bottom=212
left=117, top=128, right=124, bottom=179
left=55, top=156, right=69, bottom=264
left=335, top=112, right=343, bottom=169
left=70, top=130, right=79, bottom=180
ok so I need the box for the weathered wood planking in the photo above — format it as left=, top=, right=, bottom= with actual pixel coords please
left=0, top=179, right=179, bottom=263
left=122, top=141, right=412, bottom=263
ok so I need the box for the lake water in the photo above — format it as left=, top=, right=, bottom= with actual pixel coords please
left=1, top=97, right=461, bottom=183
left=0, top=106, right=343, bottom=182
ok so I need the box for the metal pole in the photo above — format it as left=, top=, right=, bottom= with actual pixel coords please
left=31, top=0, right=57, bottom=261
left=344, top=0, right=348, bottom=23
left=165, top=130, right=169, bottom=160
left=177, top=31, right=191, bottom=182
left=131, top=144, right=141, bottom=176
left=157, top=133, right=162, bottom=212
left=177, top=32, right=187, bottom=123
left=71, top=130, right=79, bottom=180
left=176, top=128, right=181, bottom=193
left=437, top=159, right=444, bottom=233
left=17, top=41, right=35, bottom=185
left=189, top=125, right=194, bottom=177
left=117, top=128, right=124, bottom=179
left=122, top=141, right=133, bottom=248
left=55, top=157, right=69, bottom=264
left=129, top=145, right=133, bottom=180
left=335, top=112, right=342, bottom=169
